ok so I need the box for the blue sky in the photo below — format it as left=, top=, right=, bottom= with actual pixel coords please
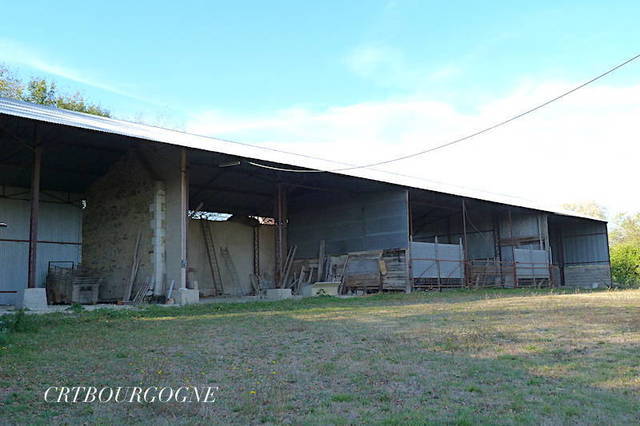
left=1, top=1, right=640, bottom=215
left=3, top=1, right=638, bottom=120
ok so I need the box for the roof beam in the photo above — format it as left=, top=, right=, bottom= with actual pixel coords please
left=189, top=184, right=273, bottom=198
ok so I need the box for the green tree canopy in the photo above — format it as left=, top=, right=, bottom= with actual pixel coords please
left=610, top=213, right=640, bottom=247
left=0, top=65, right=23, bottom=99
left=0, top=64, right=110, bottom=117
left=610, top=243, right=640, bottom=286
left=562, top=201, right=607, bottom=220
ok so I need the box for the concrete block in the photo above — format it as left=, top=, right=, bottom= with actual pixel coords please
left=175, top=288, right=199, bottom=305
left=16, top=288, right=48, bottom=310
left=265, top=288, right=292, bottom=300
left=301, top=282, right=340, bottom=297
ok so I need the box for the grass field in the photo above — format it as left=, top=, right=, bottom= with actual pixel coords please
left=1, top=289, right=639, bottom=425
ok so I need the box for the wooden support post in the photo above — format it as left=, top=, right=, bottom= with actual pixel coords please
left=459, top=237, right=464, bottom=287
left=509, top=208, right=515, bottom=287
left=253, top=226, right=260, bottom=276
left=179, top=148, right=188, bottom=289
left=27, top=143, right=42, bottom=289
left=275, top=183, right=287, bottom=288
left=434, top=236, right=441, bottom=289
left=494, top=212, right=503, bottom=286
left=537, top=215, right=544, bottom=250
left=461, top=198, right=469, bottom=286
left=405, top=190, right=413, bottom=293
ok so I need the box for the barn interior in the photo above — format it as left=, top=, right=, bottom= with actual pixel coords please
left=0, top=111, right=412, bottom=305
left=408, top=190, right=611, bottom=289
left=0, top=103, right=612, bottom=308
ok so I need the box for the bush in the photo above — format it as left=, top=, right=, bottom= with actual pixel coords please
left=610, top=244, right=640, bottom=287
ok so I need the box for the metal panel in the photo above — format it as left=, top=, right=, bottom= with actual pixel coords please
left=0, top=195, right=82, bottom=304
left=500, top=213, right=541, bottom=239
left=562, top=221, right=609, bottom=264
left=0, top=241, right=28, bottom=305
left=289, top=190, right=409, bottom=258
left=514, top=248, right=549, bottom=278
left=0, top=198, right=30, bottom=239
left=410, top=241, right=464, bottom=279
left=466, top=231, right=495, bottom=259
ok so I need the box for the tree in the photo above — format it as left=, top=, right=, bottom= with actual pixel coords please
left=23, top=78, right=57, bottom=106
left=0, top=63, right=110, bottom=117
left=55, top=92, right=110, bottom=117
left=610, top=213, right=640, bottom=247
left=0, top=65, right=23, bottom=99
left=610, top=243, right=640, bottom=287
left=562, top=201, right=607, bottom=220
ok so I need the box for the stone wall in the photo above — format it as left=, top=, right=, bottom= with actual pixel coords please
left=564, top=264, right=611, bottom=288
left=82, top=151, right=156, bottom=301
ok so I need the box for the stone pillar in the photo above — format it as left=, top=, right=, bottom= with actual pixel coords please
left=179, top=148, right=188, bottom=290
left=150, top=181, right=166, bottom=296
left=149, top=146, right=198, bottom=305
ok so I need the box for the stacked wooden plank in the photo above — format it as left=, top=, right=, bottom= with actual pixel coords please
left=46, top=265, right=102, bottom=304
left=380, top=248, right=409, bottom=290
left=287, top=248, right=410, bottom=294
left=342, top=250, right=383, bottom=292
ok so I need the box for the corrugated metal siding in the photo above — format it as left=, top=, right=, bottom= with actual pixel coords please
left=562, top=221, right=609, bottom=264
left=0, top=195, right=82, bottom=305
left=412, top=211, right=495, bottom=260
left=466, top=232, right=495, bottom=259
left=289, top=190, right=409, bottom=258
left=0, top=241, right=28, bottom=304
left=500, top=213, right=542, bottom=239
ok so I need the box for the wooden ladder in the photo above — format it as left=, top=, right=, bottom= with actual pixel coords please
left=201, top=220, right=224, bottom=296
left=220, top=247, right=240, bottom=290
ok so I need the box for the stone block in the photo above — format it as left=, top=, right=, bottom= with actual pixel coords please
left=16, top=288, right=48, bottom=310
left=301, top=282, right=340, bottom=297
left=265, top=288, right=292, bottom=300
left=175, top=288, right=199, bottom=305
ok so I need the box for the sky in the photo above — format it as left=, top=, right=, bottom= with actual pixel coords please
left=1, top=1, right=639, bottom=219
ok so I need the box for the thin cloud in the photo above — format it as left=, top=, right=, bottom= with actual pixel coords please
left=345, top=44, right=460, bottom=89
left=187, top=82, right=640, bottom=216
left=0, top=37, right=154, bottom=105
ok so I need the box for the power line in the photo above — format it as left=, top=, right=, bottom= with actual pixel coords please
left=248, top=52, right=640, bottom=173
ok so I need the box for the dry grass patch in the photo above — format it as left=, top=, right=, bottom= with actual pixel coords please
left=1, top=289, right=639, bottom=424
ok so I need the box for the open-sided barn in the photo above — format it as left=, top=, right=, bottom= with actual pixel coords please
left=0, top=97, right=611, bottom=308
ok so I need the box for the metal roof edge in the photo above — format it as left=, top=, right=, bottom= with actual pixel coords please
left=0, top=97, right=606, bottom=223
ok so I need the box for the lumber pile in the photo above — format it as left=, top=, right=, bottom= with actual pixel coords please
left=380, top=248, right=409, bottom=290
left=287, top=246, right=410, bottom=295
left=45, top=265, right=102, bottom=304
left=342, top=250, right=383, bottom=292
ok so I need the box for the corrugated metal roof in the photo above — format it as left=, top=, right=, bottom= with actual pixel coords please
left=0, top=97, right=604, bottom=222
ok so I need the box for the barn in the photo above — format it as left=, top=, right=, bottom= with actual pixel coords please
left=0, top=97, right=611, bottom=309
